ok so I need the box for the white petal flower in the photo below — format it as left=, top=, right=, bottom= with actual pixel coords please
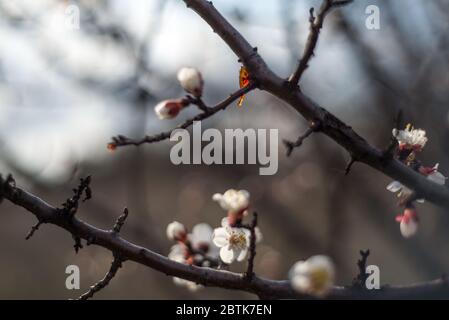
left=289, top=255, right=335, bottom=297
left=154, top=99, right=186, bottom=120
left=392, top=126, right=427, bottom=150
left=221, top=217, right=263, bottom=244
left=212, top=189, right=250, bottom=214
left=177, top=67, right=204, bottom=97
left=166, top=221, right=187, bottom=242
left=212, top=226, right=250, bottom=264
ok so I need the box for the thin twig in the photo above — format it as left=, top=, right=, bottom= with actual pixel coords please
left=289, top=0, right=353, bottom=85
left=352, top=249, right=370, bottom=289
left=109, top=83, right=257, bottom=148
left=283, top=120, right=321, bottom=156
left=77, top=254, right=123, bottom=300
left=25, top=221, right=43, bottom=240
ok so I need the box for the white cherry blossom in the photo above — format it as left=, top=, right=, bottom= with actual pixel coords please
left=212, top=226, right=250, bottom=264
left=392, top=125, right=427, bottom=150
left=289, top=255, right=335, bottom=297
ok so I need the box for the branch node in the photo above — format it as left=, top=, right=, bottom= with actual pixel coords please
left=60, top=175, right=92, bottom=218
left=73, top=235, right=83, bottom=254
left=86, top=235, right=96, bottom=246
left=352, top=249, right=370, bottom=289
left=344, top=156, right=357, bottom=176
left=112, top=207, right=129, bottom=234
left=0, top=174, right=17, bottom=204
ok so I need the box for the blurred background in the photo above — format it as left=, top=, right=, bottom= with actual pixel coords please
left=0, top=0, right=449, bottom=299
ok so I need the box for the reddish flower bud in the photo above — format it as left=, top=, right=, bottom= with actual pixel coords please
left=154, top=99, right=188, bottom=120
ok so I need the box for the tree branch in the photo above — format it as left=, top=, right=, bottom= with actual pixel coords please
left=110, top=83, right=256, bottom=147
left=2, top=175, right=449, bottom=299
left=181, top=0, right=449, bottom=209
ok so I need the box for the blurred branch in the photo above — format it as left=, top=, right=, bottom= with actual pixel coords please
left=3, top=175, right=449, bottom=299
left=288, top=0, right=353, bottom=85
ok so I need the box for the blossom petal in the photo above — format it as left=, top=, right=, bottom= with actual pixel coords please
left=236, top=248, right=248, bottom=262
left=212, top=228, right=228, bottom=248
left=220, top=246, right=235, bottom=264
left=221, top=217, right=229, bottom=227
left=400, top=219, right=418, bottom=238
left=192, top=223, right=213, bottom=242
left=386, top=181, right=402, bottom=193
left=291, top=275, right=310, bottom=292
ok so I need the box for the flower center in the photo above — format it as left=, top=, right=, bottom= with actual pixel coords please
left=228, top=231, right=247, bottom=249
left=309, top=268, right=330, bottom=292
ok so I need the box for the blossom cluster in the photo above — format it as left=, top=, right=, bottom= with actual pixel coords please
left=154, top=67, right=203, bottom=120
left=166, top=221, right=218, bottom=291
left=166, top=189, right=260, bottom=291
left=166, top=189, right=336, bottom=297
left=387, top=125, right=446, bottom=238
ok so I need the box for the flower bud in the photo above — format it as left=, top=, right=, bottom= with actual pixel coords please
left=166, top=221, right=187, bottom=242
left=177, top=67, right=204, bottom=97
left=396, top=208, right=418, bottom=238
left=154, top=99, right=187, bottom=120
left=212, top=189, right=250, bottom=215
